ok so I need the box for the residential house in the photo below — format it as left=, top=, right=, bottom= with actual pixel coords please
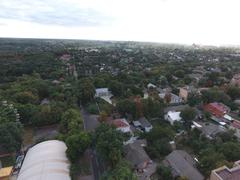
left=165, top=111, right=182, bottom=125
left=188, top=73, right=203, bottom=83
left=179, top=86, right=195, bottom=102
left=124, top=140, right=156, bottom=179
left=95, top=88, right=113, bottom=104
left=192, top=121, right=226, bottom=139
left=59, top=54, right=71, bottom=62
left=95, top=88, right=111, bottom=97
left=133, top=117, right=152, bottom=132
left=230, top=120, right=240, bottom=139
left=110, top=118, right=131, bottom=133
left=230, top=74, right=240, bottom=87
left=163, top=150, right=204, bottom=180
left=159, top=92, right=182, bottom=104
left=203, top=102, right=230, bottom=118
left=147, top=83, right=157, bottom=89
left=210, top=160, right=240, bottom=180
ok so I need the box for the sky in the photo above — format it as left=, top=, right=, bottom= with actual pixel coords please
left=0, top=0, right=240, bottom=46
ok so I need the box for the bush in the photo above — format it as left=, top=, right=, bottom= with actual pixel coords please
left=86, top=103, right=99, bottom=114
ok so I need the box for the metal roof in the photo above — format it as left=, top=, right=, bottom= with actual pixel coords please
left=17, top=140, right=70, bottom=180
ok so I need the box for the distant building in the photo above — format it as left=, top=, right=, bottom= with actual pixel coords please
left=59, top=54, right=71, bottom=62
left=179, top=87, right=189, bottom=101
left=95, top=88, right=113, bottom=104
left=203, top=102, right=230, bottom=118
left=230, top=120, right=240, bottom=139
left=179, top=86, right=196, bottom=102
left=230, top=74, right=240, bottom=86
left=165, top=111, right=182, bottom=125
left=192, top=121, right=226, bottom=139
left=159, top=92, right=182, bottom=104
left=124, top=139, right=156, bottom=179
left=133, top=117, right=152, bottom=132
left=210, top=160, right=240, bottom=180
left=147, top=83, right=157, bottom=89
left=17, top=140, right=71, bottom=180
left=163, top=150, right=204, bottom=180
left=95, top=88, right=111, bottom=97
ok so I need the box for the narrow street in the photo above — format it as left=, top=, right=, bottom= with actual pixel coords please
left=81, top=108, right=101, bottom=180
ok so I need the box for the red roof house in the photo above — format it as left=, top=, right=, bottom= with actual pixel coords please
left=232, top=120, right=240, bottom=129
left=204, top=102, right=230, bottom=118
left=109, top=118, right=131, bottom=133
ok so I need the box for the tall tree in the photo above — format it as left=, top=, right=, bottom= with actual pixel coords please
left=101, top=160, right=137, bottom=180
left=77, top=79, right=95, bottom=104
left=95, top=124, right=124, bottom=167
left=66, top=132, right=91, bottom=162
left=0, top=102, right=23, bottom=152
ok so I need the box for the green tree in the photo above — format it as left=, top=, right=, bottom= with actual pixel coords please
left=0, top=102, right=23, bottom=152
left=143, top=125, right=174, bottom=158
left=157, top=165, right=174, bottom=180
left=16, top=103, right=38, bottom=125
left=0, top=122, right=23, bottom=152
left=15, top=91, right=39, bottom=104
left=109, top=80, right=123, bottom=97
left=180, top=107, right=197, bottom=129
left=142, top=98, right=164, bottom=118
left=116, top=99, right=136, bottom=118
left=77, top=79, right=95, bottom=104
left=60, top=108, right=83, bottom=135
left=188, top=93, right=202, bottom=107
left=101, top=160, right=137, bottom=180
left=95, top=124, right=124, bottom=167
left=226, top=86, right=240, bottom=100
left=199, top=148, right=226, bottom=175
left=219, top=142, right=240, bottom=162
left=201, top=88, right=231, bottom=104
left=66, top=132, right=91, bottom=162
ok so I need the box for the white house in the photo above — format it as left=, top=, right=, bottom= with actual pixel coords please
left=147, top=83, right=157, bottom=89
left=165, top=111, right=182, bottom=125
left=95, top=88, right=111, bottom=97
left=95, top=88, right=113, bottom=104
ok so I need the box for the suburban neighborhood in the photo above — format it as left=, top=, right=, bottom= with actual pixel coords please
left=0, top=39, right=240, bottom=180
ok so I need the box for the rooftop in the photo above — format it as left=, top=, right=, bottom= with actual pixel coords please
left=167, top=111, right=181, bottom=121
left=211, top=160, right=240, bottom=180
left=111, top=118, right=129, bottom=128
left=0, top=166, right=13, bottom=178
left=163, top=150, right=204, bottom=180
left=17, top=140, right=70, bottom=180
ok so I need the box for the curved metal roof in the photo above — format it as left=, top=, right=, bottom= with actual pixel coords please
left=17, top=140, right=70, bottom=180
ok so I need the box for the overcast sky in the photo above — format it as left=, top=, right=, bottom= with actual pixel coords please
left=0, top=0, right=239, bottom=46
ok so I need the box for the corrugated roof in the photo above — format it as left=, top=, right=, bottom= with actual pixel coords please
left=17, top=140, right=70, bottom=180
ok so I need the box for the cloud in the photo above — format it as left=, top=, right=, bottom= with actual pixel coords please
left=0, top=0, right=113, bottom=27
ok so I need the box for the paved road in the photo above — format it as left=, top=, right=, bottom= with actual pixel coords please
left=81, top=108, right=101, bottom=180
left=81, top=109, right=100, bottom=132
